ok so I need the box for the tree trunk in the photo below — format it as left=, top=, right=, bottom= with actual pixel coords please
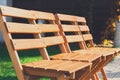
left=114, top=19, right=120, bottom=47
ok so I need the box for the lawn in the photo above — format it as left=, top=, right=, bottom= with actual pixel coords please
left=0, top=43, right=61, bottom=80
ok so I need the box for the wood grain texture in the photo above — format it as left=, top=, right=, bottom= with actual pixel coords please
left=6, top=22, right=59, bottom=33
left=79, top=25, right=90, bottom=31
left=66, top=35, right=84, bottom=43
left=62, top=25, right=79, bottom=32
left=31, top=10, right=55, bottom=20
left=56, top=14, right=76, bottom=21
left=0, top=5, right=35, bottom=19
left=83, top=34, right=93, bottom=41
left=12, top=39, right=46, bottom=50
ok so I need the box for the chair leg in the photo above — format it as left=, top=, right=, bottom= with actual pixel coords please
left=91, top=75, right=96, bottom=80
left=80, top=58, right=100, bottom=80
left=100, top=68, right=108, bottom=80
left=94, top=73, right=99, bottom=80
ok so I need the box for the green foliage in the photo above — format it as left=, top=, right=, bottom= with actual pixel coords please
left=100, top=18, right=115, bottom=41
left=100, top=0, right=120, bottom=43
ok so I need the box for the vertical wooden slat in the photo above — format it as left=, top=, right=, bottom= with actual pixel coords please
left=0, top=13, right=25, bottom=80
left=55, top=13, right=87, bottom=49
left=70, top=19, right=86, bottom=49
left=49, top=19, right=68, bottom=53
left=55, top=14, right=72, bottom=53
left=75, top=16, right=95, bottom=47
left=31, top=11, right=68, bottom=57
left=28, top=19, right=50, bottom=60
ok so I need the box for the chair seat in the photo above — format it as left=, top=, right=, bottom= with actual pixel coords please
left=22, top=60, right=91, bottom=77
left=72, top=47, right=117, bottom=57
left=50, top=53, right=101, bottom=62
left=89, top=47, right=120, bottom=56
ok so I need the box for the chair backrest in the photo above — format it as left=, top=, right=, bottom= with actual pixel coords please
left=31, top=10, right=68, bottom=55
left=0, top=5, right=37, bottom=80
left=55, top=13, right=86, bottom=53
left=75, top=16, right=94, bottom=47
left=0, top=5, right=67, bottom=80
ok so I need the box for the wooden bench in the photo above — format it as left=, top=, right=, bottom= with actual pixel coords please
left=51, top=13, right=120, bottom=80
left=0, top=5, right=91, bottom=80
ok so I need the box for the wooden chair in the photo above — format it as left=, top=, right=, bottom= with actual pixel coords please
left=53, top=13, right=119, bottom=80
left=47, top=13, right=103, bottom=80
left=0, top=5, right=91, bottom=80
left=74, top=15, right=120, bottom=79
left=51, top=13, right=120, bottom=80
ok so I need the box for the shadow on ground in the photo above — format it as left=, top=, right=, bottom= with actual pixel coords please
left=0, top=76, right=17, bottom=80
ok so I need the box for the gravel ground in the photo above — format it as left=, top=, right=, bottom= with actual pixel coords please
left=99, top=55, right=120, bottom=80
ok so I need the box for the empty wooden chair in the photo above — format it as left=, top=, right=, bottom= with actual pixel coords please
left=54, top=13, right=119, bottom=80
left=0, top=5, right=91, bottom=80
left=74, top=16, right=120, bottom=79
left=51, top=13, right=120, bottom=80
left=48, top=13, right=103, bottom=80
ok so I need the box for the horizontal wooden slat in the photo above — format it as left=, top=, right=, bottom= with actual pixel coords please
left=32, top=10, right=55, bottom=20
left=50, top=53, right=80, bottom=60
left=43, top=36, right=64, bottom=46
left=36, top=24, right=59, bottom=33
left=0, top=5, right=35, bottom=19
left=51, top=53, right=101, bottom=62
left=54, top=61, right=88, bottom=73
left=75, top=16, right=86, bottom=22
left=83, top=34, right=93, bottom=41
left=5, top=22, right=59, bottom=33
left=66, top=35, right=84, bottom=43
left=56, top=14, right=76, bottom=21
left=79, top=25, right=90, bottom=31
left=62, top=25, right=79, bottom=32
left=22, top=60, right=91, bottom=73
left=12, top=39, right=46, bottom=50
left=70, top=53, right=101, bottom=62
left=6, top=22, right=41, bottom=33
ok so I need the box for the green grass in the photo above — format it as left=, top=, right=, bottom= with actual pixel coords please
left=0, top=43, right=61, bottom=80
